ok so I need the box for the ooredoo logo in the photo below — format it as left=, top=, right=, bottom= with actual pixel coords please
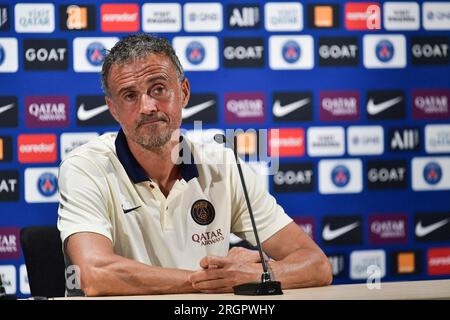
left=269, top=128, right=305, bottom=157
left=345, top=2, right=381, bottom=30
left=101, top=4, right=139, bottom=32
left=428, top=248, right=450, bottom=275
left=18, top=134, right=57, bottom=163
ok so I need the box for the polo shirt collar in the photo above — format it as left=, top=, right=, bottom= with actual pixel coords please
left=115, top=129, right=199, bottom=184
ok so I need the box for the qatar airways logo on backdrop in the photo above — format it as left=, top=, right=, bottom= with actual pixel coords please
left=224, top=93, right=265, bottom=123
left=25, top=96, right=69, bottom=128
left=0, top=228, right=20, bottom=259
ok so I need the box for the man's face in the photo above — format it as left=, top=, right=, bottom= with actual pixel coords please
left=106, top=53, right=189, bottom=150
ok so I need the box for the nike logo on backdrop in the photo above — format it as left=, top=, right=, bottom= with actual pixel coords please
left=77, top=104, right=109, bottom=121
left=367, top=96, right=403, bottom=115
left=122, top=205, right=141, bottom=214
left=415, top=219, right=449, bottom=237
left=182, top=100, right=215, bottom=119
left=322, top=222, right=360, bottom=241
left=273, top=98, right=310, bottom=118
left=0, top=103, right=15, bottom=115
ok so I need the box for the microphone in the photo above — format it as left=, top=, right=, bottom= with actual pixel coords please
left=214, top=133, right=283, bottom=295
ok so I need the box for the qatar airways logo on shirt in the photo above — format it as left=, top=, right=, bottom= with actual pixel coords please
left=25, top=96, right=69, bottom=128
left=224, top=93, right=265, bottom=123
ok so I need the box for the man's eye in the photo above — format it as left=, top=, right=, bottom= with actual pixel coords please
left=124, top=93, right=136, bottom=101
left=152, top=85, right=166, bottom=96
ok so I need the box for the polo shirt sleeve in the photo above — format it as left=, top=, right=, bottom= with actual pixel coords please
left=57, top=155, right=113, bottom=248
left=229, top=151, right=293, bottom=246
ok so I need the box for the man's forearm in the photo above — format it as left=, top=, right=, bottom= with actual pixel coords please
left=79, top=254, right=199, bottom=296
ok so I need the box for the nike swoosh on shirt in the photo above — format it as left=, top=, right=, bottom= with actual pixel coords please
left=367, top=96, right=403, bottom=115
left=415, top=219, right=449, bottom=237
left=122, top=205, right=141, bottom=214
left=182, top=100, right=215, bottom=119
left=322, top=222, right=360, bottom=241
left=272, top=98, right=310, bottom=118
left=0, top=103, right=15, bottom=115
left=77, top=104, right=109, bottom=121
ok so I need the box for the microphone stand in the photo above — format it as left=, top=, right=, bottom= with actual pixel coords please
left=214, top=134, right=283, bottom=295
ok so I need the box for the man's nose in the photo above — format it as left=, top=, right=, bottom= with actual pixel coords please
left=139, top=93, right=158, bottom=114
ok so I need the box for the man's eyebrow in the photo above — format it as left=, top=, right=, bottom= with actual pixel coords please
left=117, top=85, right=136, bottom=95
left=146, top=74, right=169, bottom=83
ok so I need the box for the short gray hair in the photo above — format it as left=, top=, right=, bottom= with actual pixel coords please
left=101, top=33, right=185, bottom=97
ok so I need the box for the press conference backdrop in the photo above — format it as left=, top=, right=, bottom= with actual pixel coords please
left=1, top=0, right=450, bottom=298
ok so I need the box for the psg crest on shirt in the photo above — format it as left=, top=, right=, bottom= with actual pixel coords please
left=191, top=199, right=215, bottom=225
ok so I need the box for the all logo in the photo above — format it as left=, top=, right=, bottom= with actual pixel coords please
left=347, top=126, right=384, bottom=156
left=182, top=94, right=218, bottom=124
left=425, top=124, right=450, bottom=154
left=0, top=136, right=12, bottom=162
left=363, top=35, right=406, bottom=68
left=414, top=213, right=450, bottom=242
left=345, top=2, right=381, bottom=30
left=100, top=3, right=139, bottom=32
left=0, top=38, right=18, bottom=72
left=0, top=228, right=20, bottom=259
left=322, top=216, right=362, bottom=245
left=60, top=132, right=99, bottom=160
left=59, top=4, right=96, bottom=31
left=23, top=39, right=68, bottom=70
left=388, top=127, right=420, bottom=152
left=307, top=126, right=345, bottom=157
left=0, top=5, right=10, bottom=31
left=0, top=96, right=18, bottom=127
left=272, top=92, right=313, bottom=122
left=318, top=37, right=359, bottom=66
left=76, top=95, right=117, bottom=126
left=390, top=251, right=422, bottom=276
left=224, top=92, right=265, bottom=124
left=319, top=159, right=363, bottom=194
left=320, top=91, right=359, bottom=121
left=142, top=3, right=181, bottom=33
left=366, top=90, right=405, bottom=120
left=24, top=167, right=59, bottom=203
left=423, top=2, right=450, bottom=30
left=411, top=37, right=449, bottom=65
left=412, top=157, right=450, bottom=191
left=412, top=89, right=450, bottom=119
left=307, top=4, right=340, bottom=29
left=383, top=2, right=419, bottom=30
left=15, top=3, right=55, bottom=33
left=368, top=214, right=408, bottom=244
left=273, top=163, right=314, bottom=193
left=428, top=248, right=450, bottom=275
left=18, top=134, right=57, bottom=163
left=226, top=4, right=261, bottom=29
left=265, top=2, right=303, bottom=31
left=0, top=170, right=19, bottom=201
left=328, top=254, right=346, bottom=278
left=350, top=250, right=386, bottom=280
left=73, top=37, right=119, bottom=72
left=223, top=38, right=264, bottom=68
left=269, top=36, right=314, bottom=70
left=173, top=37, right=219, bottom=71
left=184, top=3, right=222, bottom=32
left=268, top=128, right=305, bottom=157
left=367, top=160, right=407, bottom=190
left=25, top=96, right=69, bottom=128
left=293, top=217, right=315, bottom=239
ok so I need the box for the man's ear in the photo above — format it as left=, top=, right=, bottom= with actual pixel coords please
left=181, top=78, right=190, bottom=109
left=105, top=95, right=120, bottom=122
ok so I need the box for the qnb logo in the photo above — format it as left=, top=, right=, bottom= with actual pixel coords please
left=282, top=41, right=301, bottom=63
left=376, top=40, right=395, bottom=62
left=86, top=42, right=106, bottom=66
left=37, top=172, right=58, bottom=197
left=423, top=162, right=442, bottom=185
left=331, top=165, right=351, bottom=188
left=186, top=41, right=205, bottom=65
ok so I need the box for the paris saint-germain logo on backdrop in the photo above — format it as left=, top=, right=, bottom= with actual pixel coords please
left=191, top=199, right=215, bottom=225
left=331, top=165, right=351, bottom=188
left=186, top=41, right=205, bottom=65
left=86, top=42, right=106, bottom=66
left=423, top=162, right=442, bottom=185
left=376, top=40, right=395, bottom=63
left=0, top=44, right=4, bottom=65
left=37, top=172, right=58, bottom=197
left=282, top=40, right=301, bottom=64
